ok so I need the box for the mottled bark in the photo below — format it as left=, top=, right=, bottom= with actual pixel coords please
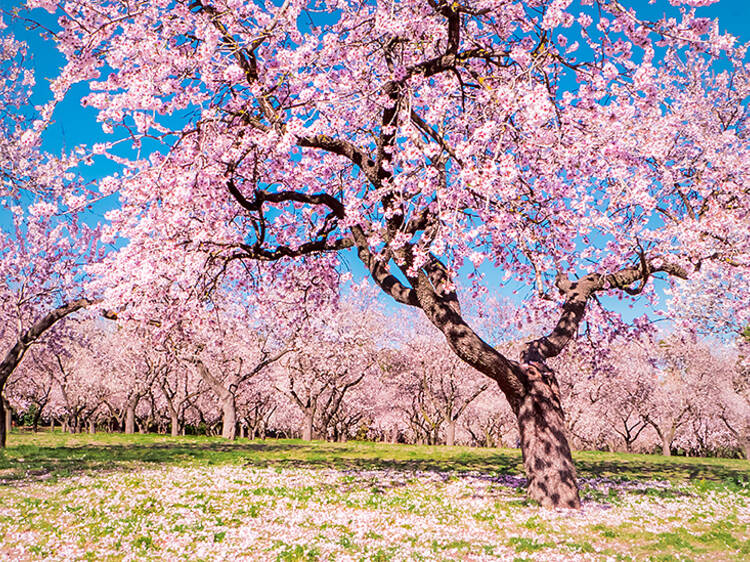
left=516, top=365, right=579, bottom=509
left=404, top=269, right=581, bottom=508
left=88, top=419, right=96, bottom=434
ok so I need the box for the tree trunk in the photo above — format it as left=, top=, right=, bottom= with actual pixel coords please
left=33, top=407, right=42, bottom=433
left=403, top=268, right=581, bottom=508
left=445, top=420, right=456, bottom=447
left=88, top=419, right=96, bottom=434
left=740, top=434, right=750, bottom=461
left=170, top=412, right=180, bottom=437
left=0, top=396, right=7, bottom=448
left=515, top=367, right=580, bottom=509
left=661, top=436, right=672, bottom=456
left=388, top=427, right=398, bottom=444
left=125, top=403, right=136, bottom=434
left=484, top=428, right=495, bottom=448
left=301, top=410, right=314, bottom=441
left=221, top=395, right=237, bottom=440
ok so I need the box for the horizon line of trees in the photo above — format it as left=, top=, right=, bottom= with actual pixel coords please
left=4, top=301, right=748, bottom=460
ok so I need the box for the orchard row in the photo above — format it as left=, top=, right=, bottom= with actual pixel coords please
left=5, top=292, right=748, bottom=459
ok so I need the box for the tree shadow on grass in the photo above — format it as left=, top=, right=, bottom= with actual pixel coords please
left=0, top=439, right=524, bottom=485
left=573, top=455, right=750, bottom=486
left=0, top=437, right=747, bottom=488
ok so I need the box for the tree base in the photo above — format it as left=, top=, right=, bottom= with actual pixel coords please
left=517, top=365, right=581, bottom=509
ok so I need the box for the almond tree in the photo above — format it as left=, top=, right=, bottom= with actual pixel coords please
left=0, top=27, right=99, bottom=447
left=4, top=352, right=54, bottom=432
left=719, top=337, right=750, bottom=459
left=170, top=299, right=291, bottom=440
left=275, top=296, right=383, bottom=441
left=400, top=327, right=488, bottom=446
left=462, top=387, right=518, bottom=448
left=29, top=0, right=750, bottom=506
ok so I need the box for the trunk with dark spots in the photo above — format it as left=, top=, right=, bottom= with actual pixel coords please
left=221, top=395, right=237, bottom=440
left=515, top=365, right=580, bottom=509
left=443, top=337, right=580, bottom=507
left=445, top=420, right=456, bottom=447
left=406, top=270, right=581, bottom=508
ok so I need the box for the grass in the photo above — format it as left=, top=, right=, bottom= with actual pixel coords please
left=0, top=430, right=749, bottom=561
left=1, top=430, right=747, bottom=486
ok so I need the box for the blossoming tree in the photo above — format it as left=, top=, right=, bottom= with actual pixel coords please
left=29, top=0, right=750, bottom=506
left=0, top=26, right=100, bottom=447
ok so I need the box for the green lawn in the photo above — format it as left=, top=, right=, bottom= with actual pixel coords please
left=1, top=430, right=747, bottom=485
left=1, top=431, right=748, bottom=561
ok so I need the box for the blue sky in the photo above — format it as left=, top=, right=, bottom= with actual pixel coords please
left=4, top=0, right=749, bottom=328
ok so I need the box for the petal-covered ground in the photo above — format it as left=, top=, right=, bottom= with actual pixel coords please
left=0, top=434, right=748, bottom=561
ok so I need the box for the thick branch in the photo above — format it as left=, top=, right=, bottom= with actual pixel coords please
left=0, top=298, right=94, bottom=386
left=522, top=259, right=690, bottom=363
